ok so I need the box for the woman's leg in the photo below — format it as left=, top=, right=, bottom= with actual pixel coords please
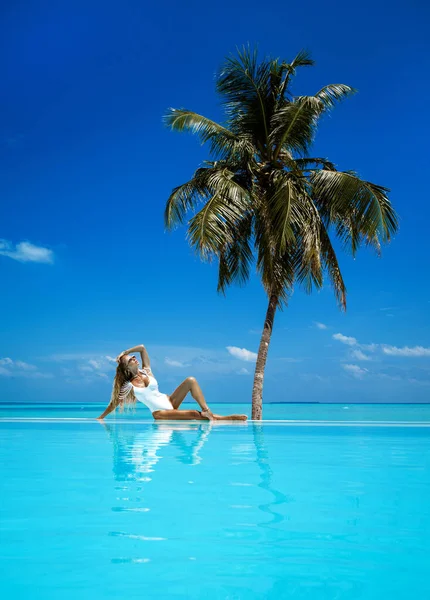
left=169, top=377, right=210, bottom=412
left=153, top=409, right=247, bottom=421
left=212, top=413, right=247, bottom=421
left=153, top=409, right=206, bottom=420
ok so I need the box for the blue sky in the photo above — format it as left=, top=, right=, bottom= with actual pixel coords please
left=1, top=0, right=429, bottom=404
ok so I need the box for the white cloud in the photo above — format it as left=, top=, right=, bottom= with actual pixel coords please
left=165, top=357, right=189, bottom=368
left=237, top=368, right=250, bottom=375
left=351, top=349, right=371, bottom=361
left=332, top=332, right=430, bottom=359
left=88, top=359, right=102, bottom=370
left=0, top=239, right=54, bottom=264
left=379, top=373, right=430, bottom=387
left=382, top=345, right=430, bottom=357
left=408, top=378, right=430, bottom=386
left=47, top=354, right=117, bottom=367
left=0, top=357, right=52, bottom=378
left=42, top=354, right=116, bottom=382
left=27, top=371, right=54, bottom=379
left=226, top=346, right=258, bottom=362
left=16, top=360, right=38, bottom=370
left=314, top=322, right=327, bottom=330
left=0, top=357, right=13, bottom=366
left=342, top=364, right=368, bottom=378
left=361, top=344, right=378, bottom=352
left=333, top=333, right=357, bottom=346
left=74, top=360, right=110, bottom=381
left=378, top=373, right=403, bottom=382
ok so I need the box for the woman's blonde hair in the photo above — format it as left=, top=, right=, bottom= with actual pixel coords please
left=109, top=360, right=137, bottom=411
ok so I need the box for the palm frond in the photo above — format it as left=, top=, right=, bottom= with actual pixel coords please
left=254, top=197, right=276, bottom=292
left=268, top=172, right=297, bottom=252
left=289, top=49, right=314, bottom=70
left=165, top=165, right=254, bottom=232
left=217, top=46, right=272, bottom=147
left=277, top=49, right=314, bottom=100
left=217, top=214, right=254, bottom=294
left=311, top=170, right=398, bottom=254
left=164, top=109, right=232, bottom=140
left=319, top=223, right=347, bottom=309
left=187, top=169, right=252, bottom=259
left=315, top=84, right=357, bottom=109
left=271, top=84, right=354, bottom=160
left=165, top=108, right=257, bottom=164
left=294, top=157, right=337, bottom=171
left=270, top=96, right=322, bottom=158
left=188, top=193, right=233, bottom=259
left=164, top=177, right=209, bottom=230
left=294, top=200, right=323, bottom=295
left=270, top=251, right=296, bottom=306
left=164, top=109, right=238, bottom=156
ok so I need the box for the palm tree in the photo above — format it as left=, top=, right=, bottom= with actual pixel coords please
left=164, top=47, right=398, bottom=420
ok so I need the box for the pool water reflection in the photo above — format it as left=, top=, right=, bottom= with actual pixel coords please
left=1, top=417, right=430, bottom=599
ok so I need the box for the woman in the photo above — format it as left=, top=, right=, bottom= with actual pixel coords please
left=97, top=344, right=247, bottom=421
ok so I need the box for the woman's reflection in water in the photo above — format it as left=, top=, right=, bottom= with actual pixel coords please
left=101, top=421, right=213, bottom=481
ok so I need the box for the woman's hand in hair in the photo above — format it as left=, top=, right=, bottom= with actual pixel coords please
left=116, top=351, right=127, bottom=363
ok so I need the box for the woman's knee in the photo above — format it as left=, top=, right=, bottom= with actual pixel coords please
left=152, top=410, right=166, bottom=420
left=186, top=376, right=197, bottom=385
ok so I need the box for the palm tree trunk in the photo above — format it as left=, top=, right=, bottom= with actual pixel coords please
left=251, top=293, right=278, bottom=420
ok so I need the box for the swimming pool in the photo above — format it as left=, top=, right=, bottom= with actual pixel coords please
left=1, top=404, right=430, bottom=599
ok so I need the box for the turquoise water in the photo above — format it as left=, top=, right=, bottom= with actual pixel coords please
left=1, top=404, right=430, bottom=599
left=2, top=402, right=430, bottom=421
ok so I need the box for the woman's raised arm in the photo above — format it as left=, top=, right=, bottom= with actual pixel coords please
left=116, top=344, right=151, bottom=371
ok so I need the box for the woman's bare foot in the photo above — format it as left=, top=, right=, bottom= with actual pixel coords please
left=200, top=409, right=214, bottom=420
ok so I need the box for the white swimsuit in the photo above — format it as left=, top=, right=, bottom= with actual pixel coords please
left=117, top=368, right=172, bottom=414
left=132, top=374, right=173, bottom=413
